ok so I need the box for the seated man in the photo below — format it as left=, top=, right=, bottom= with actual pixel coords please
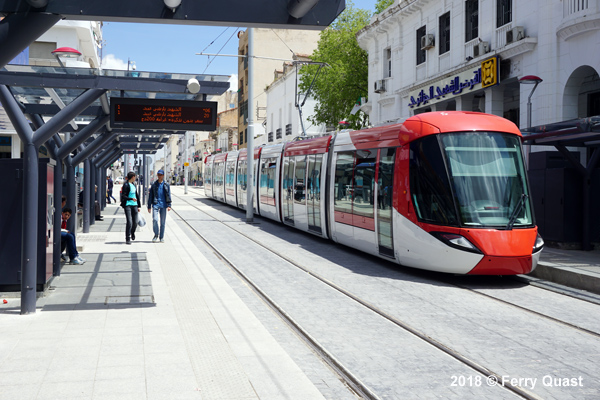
left=61, top=208, right=86, bottom=265
left=78, top=187, right=103, bottom=221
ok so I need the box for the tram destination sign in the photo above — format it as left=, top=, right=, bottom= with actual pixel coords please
left=110, top=98, right=217, bottom=131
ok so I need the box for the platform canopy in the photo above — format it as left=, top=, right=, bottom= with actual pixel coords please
left=0, top=0, right=344, bottom=28
left=521, top=116, right=600, bottom=147
left=0, top=64, right=230, bottom=155
left=521, top=115, right=600, bottom=251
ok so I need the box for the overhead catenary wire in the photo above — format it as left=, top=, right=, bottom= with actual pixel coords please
left=270, top=29, right=296, bottom=57
left=199, top=26, right=231, bottom=54
left=202, top=28, right=240, bottom=74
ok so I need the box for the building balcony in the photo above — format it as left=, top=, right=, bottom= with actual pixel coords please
left=558, top=0, right=600, bottom=40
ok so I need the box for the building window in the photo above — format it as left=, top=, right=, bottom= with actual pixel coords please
left=384, top=48, right=392, bottom=78
left=496, top=0, right=512, bottom=27
left=465, top=0, right=478, bottom=42
left=416, top=26, right=427, bottom=65
left=276, top=128, right=282, bottom=139
left=285, top=124, right=292, bottom=135
left=439, top=12, right=451, bottom=55
left=268, top=132, right=273, bottom=142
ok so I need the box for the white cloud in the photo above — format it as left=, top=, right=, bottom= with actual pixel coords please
left=101, top=54, right=129, bottom=70
left=228, top=74, right=238, bottom=92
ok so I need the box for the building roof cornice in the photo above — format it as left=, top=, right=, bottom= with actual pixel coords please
left=357, top=0, right=435, bottom=44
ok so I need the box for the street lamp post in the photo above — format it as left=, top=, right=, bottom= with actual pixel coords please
left=519, top=75, right=543, bottom=167
left=51, top=47, right=82, bottom=68
left=519, top=75, right=543, bottom=129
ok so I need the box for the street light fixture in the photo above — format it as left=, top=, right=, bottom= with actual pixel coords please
left=51, top=47, right=82, bottom=68
left=164, top=0, right=182, bottom=12
left=127, top=57, right=136, bottom=71
left=519, top=75, right=543, bottom=129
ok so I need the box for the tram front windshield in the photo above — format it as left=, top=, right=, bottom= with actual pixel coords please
left=409, top=132, right=533, bottom=229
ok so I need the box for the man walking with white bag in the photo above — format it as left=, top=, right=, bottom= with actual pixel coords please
left=147, top=169, right=172, bottom=243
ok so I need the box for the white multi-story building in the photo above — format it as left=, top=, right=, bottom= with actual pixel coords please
left=237, top=28, right=321, bottom=148
left=261, top=60, right=327, bottom=146
left=357, top=0, right=600, bottom=127
left=0, top=20, right=103, bottom=159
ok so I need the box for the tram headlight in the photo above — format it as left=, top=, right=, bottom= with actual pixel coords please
left=431, top=232, right=482, bottom=254
left=533, top=234, right=544, bottom=253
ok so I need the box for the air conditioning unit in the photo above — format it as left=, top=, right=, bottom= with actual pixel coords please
left=506, top=26, right=525, bottom=44
left=420, top=34, right=435, bottom=50
left=473, top=41, right=490, bottom=57
left=374, top=79, right=386, bottom=93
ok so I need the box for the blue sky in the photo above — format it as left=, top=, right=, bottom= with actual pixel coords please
left=101, top=0, right=378, bottom=90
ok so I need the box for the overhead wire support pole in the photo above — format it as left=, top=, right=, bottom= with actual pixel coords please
left=184, top=131, right=189, bottom=195
left=294, top=61, right=326, bottom=137
left=246, top=28, right=255, bottom=223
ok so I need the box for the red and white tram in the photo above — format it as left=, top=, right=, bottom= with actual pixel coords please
left=204, top=111, right=544, bottom=275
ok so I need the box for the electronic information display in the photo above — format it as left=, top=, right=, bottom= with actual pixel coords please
left=110, top=98, right=217, bottom=131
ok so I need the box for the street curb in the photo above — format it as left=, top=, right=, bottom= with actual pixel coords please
left=530, top=263, right=600, bottom=295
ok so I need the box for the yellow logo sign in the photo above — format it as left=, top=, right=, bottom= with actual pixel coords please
left=184, top=162, right=189, bottom=166
left=481, top=57, right=498, bottom=88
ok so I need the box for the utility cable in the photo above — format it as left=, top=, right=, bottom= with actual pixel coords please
left=200, top=27, right=231, bottom=54
left=202, top=28, right=240, bottom=74
left=270, top=29, right=296, bottom=57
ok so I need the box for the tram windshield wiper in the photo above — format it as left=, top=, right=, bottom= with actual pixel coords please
left=506, top=193, right=528, bottom=230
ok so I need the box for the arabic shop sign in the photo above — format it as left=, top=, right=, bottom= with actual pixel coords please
left=408, top=56, right=499, bottom=109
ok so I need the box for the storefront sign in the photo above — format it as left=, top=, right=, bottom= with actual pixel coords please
left=408, top=56, right=499, bottom=109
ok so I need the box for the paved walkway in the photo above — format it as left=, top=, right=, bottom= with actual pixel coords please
left=1, top=188, right=600, bottom=399
left=0, top=202, right=324, bottom=400
left=534, top=247, right=600, bottom=294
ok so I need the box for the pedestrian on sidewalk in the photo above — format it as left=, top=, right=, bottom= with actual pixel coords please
left=121, top=171, right=141, bottom=245
left=147, top=169, right=171, bottom=243
left=61, top=208, right=86, bottom=265
left=107, top=176, right=116, bottom=204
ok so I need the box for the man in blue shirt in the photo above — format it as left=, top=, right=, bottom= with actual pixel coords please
left=147, top=169, right=172, bottom=243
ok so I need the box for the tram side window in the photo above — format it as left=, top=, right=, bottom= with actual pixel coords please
left=214, top=162, right=224, bottom=187
left=226, top=161, right=235, bottom=188
left=260, top=157, right=276, bottom=205
left=378, top=148, right=395, bottom=210
left=409, top=136, right=458, bottom=225
left=294, top=155, right=306, bottom=204
left=205, top=164, right=212, bottom=185
left=282, top=157, right=292, bottom=201
left=237, top=160, right=247, bottom=190
left=353, top=149, right=376, bottom=219
left=334, top=152, right=354, bottom=214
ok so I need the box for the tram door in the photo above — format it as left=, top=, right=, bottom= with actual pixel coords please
left=377, top=148, right=395, bottom=257
left=307, top=154, right=322, bottom=234
left=282, top=156, right=295, bottom=224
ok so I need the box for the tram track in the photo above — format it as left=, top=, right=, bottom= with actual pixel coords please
left=183, top=188, right=600, bottom=338
left=171, top=190, right=557, bottom=400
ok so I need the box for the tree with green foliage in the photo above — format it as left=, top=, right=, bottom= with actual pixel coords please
left=375, top=0, right=395, bottom=14
left=299, top=2, right=371, bottom=130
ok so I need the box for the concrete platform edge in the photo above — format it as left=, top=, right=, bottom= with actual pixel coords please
left=530, top=263, right=600, bottom=295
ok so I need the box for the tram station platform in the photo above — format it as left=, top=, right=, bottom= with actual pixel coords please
left=0, top=200, right=327, bottom=400
left=528, top=247, right=600, bottom=295
left=0, top=187, right=599, bottom=399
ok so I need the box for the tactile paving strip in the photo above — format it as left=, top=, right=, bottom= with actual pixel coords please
left=157, top=242, right=257, bottom=399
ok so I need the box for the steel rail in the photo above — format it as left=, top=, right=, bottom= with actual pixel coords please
left=172, top=191, right=541, bottom=400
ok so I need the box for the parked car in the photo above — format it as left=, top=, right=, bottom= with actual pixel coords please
left=114, top=177, right=124, bottom=184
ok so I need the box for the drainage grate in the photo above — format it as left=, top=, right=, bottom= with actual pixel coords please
left=77, top=234, right=108, bottom=242
left=104, top=295, right=154, bottom=305
left=112, top=256, right=148, bottom=262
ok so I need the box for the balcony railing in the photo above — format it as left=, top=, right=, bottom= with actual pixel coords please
left=464, top=38, right=478, bottom=59
left=496, top=22, right=513, bottom=48
left=565, top=0, right=589, bottom=16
